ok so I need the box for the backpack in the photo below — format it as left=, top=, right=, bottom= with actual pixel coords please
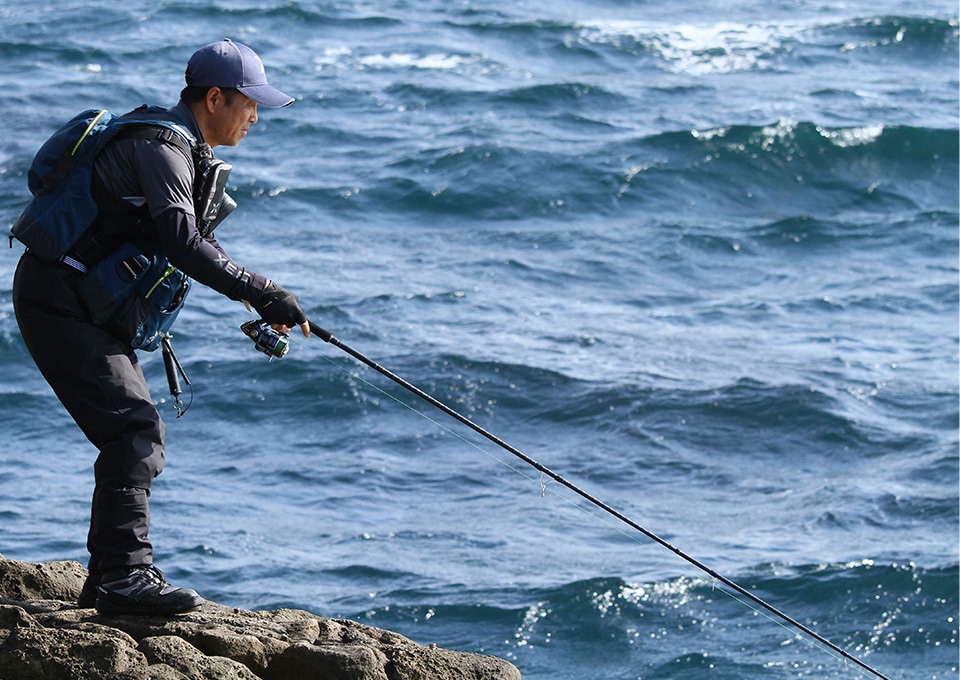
left=10, top=107, right=195, bottom=262
left=11, top=107, right=201, bottom=351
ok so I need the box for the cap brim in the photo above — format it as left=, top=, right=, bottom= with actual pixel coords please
left=239, top=84, right=294, bottom=108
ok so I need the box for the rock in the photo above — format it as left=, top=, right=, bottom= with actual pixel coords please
left=0, top=555, right=87, bottom=603
left=0, top=555, right=521, bottom=680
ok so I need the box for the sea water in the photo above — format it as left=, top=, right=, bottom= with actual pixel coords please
left=0, top=2, right=956, bottom=678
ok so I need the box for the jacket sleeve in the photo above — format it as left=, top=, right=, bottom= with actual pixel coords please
left=154, top=208, right=268, bottom=303
left=129, top=138, right=269, bottom=303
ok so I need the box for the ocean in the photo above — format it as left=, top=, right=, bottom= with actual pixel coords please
left=0, top=1, right=956, bottom=678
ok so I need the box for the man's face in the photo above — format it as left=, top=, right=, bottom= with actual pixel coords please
left=205, top=89, right=259, bottom=147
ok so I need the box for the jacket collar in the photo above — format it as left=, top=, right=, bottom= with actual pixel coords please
left=169, top=101, right=205, bottom=144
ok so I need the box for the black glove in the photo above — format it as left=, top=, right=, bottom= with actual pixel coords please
left=253, top=281, right=307, bottom=328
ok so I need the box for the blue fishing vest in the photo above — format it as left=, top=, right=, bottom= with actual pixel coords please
left=10, top=106, right=231, bottom=351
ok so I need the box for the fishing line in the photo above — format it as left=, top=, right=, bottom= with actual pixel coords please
left=301, top=338, right=880, bottom=679
left=298, top=320, right=891, bottom=680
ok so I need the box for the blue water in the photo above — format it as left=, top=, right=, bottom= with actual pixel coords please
left=0, top=2, right=957, bottom=678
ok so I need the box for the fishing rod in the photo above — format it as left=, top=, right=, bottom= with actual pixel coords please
left=242, top=318, right=891, bottom=680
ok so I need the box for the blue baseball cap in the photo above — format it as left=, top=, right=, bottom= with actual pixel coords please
left=186, top=39, right=294, bottom=108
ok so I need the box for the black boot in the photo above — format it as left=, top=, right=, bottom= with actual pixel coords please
left=95, top=565, right=203, bottom=615
left=77, top=570, right=100, bottom=609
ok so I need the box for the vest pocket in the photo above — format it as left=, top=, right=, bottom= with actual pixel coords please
left=75, top=243, right=190, bottom=351
left=76, top=242, right=148, bottom=326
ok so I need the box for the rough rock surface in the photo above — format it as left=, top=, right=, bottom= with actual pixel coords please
left=0, top=555, right=521, bottom=680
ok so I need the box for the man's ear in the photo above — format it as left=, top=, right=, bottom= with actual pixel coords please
left=204, top=86, right=224, bottom=113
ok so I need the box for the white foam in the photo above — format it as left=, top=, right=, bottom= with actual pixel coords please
left=820, top=124, right=886, bottom=147
left=580, top=20, right=809, bottom=75
left=314, top=47, right=473, bottom=72
left=358, top=52, right=473, bottom=71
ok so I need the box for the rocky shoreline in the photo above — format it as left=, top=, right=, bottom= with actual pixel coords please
left=0, top=555, right=521, bottom=679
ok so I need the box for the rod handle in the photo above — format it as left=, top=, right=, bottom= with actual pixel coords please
left=308, top=320, right=333, bottom=343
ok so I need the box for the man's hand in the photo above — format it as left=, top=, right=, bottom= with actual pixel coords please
left=254, top=281, right=310, bottom=337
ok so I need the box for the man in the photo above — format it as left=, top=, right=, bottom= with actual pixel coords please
left=12, top=39, right=308, bottom=615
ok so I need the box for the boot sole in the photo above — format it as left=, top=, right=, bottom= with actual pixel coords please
left=95, top=596, right=204, bottom=616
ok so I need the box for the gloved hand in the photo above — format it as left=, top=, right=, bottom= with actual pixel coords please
left=253, top=281, right=308, bottom=330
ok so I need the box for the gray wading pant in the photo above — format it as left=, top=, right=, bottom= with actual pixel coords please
left=13, top=252, right=164, bottom=575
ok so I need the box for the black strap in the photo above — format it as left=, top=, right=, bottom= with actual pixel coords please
left=67, top=125, right=192, bottom=269
left=113, top=124, right=192, bottom=154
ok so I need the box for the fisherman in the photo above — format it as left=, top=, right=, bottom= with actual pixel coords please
left=11, top=39, right=309, bottom=615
